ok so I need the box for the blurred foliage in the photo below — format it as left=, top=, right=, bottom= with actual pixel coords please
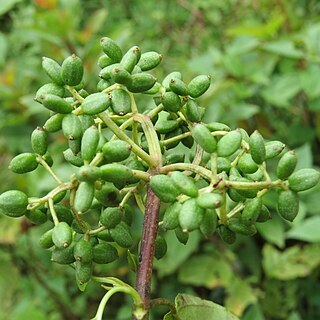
left=1, top=0, right=320, bottom=319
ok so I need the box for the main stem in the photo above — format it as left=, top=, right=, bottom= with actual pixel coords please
left=134, top=183, right=161, bottom=319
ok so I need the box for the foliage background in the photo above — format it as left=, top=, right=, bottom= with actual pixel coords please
left=0, top=0, right=320, bottom=319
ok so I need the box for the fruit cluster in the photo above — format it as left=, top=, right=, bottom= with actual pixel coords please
left=0, top=37, right=319, bottom=289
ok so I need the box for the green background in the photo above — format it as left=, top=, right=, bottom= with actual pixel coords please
left=0, top=0, right=320, bottom=319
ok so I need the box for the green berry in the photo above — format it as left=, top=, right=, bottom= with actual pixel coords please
left=9, top=153, right=38, bottom=174
left=0, top=190, right=28, bottom=217
left=288, top=168, right=320, bottom=192
left=61, top=54, right=84, bottom=86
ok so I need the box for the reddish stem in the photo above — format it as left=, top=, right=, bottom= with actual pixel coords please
left=135, top=184, right=161, bottom=319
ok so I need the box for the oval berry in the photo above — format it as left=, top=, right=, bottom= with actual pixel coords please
left=192, top=123, right=217, bottom=153
left=81, top=126, right=100, bottom=162
left=288, top=168, right=320, bottom=192
left=110, top=88, right=131, bottom=115
left=277, top=189, right=299, bottom=221
left=9, top=153, right=38, bottom=174
left=81, top=92, right=111, bottom=115
left=171, top=171, right=198, bottom=198
left=217, top=130, right=242, bottom=157
left=276, top=150, right=297, bottom=180
left=150, top=174, right=180, bottom=203
left=100, top=37, right=123, bottom=62
left=31, top=127, right=48, bottom=155
left=74, top=181, right=95, bottom=213
left=188, top=75, right=211, bottom=98
left=137, top=51, right=162, bottom=71
left=42, top=57, right=64, bottom=85
left=179, top=198, right=205, bottom=232
left=52, top=222, right=73, bottom=248
left=249, top=130, right=266, bottom=164
left=93, top=243, right=119, bottom=264
left=61, top=54, right=84, bottom=86
left=0, top=190, right=28, bottom=217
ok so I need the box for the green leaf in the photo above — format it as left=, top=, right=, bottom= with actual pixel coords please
left=286, top=216, right=320, bottom=242
left=261, top=74, right=301, bottom=108
left=299, top=65, right=320, bottom=99
left=262, top=244, right=320, bottom=280
left=262, top=40, right=304, bottom=59
left=226, top=37, right=260, bottom=55
left=242, top=304, right=266, bottom=320
left=225, top=278, right=257, bottom=317
left=163, top=312, right=178, bottom=320
left=0, top=0, right=22, bottom=16
left=175, top=294, right=239, bottom=320
left=256, top=215, right=285, bottom=248
left=178, top=254, right=233, bottom=288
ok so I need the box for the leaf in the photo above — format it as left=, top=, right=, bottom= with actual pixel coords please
left=175, top=294, right=239, bottom=320
left=153, top=231, right=200, bottom=277
left=295, top=143, right=313, bottom=170
left=163, top=312, right=178, bottom=320
left=286, top=216, right=320, bottom=242
left=225, top=278, right=257, bottom=317
left=256, top=215, right=285, bottom=248
left=262, top=40, right=304, bottom=59
left=0, top=0, right=22, bottom=16
left=242, top=304, right=266, bottom=320
left=299, top=64, right=320, bottom=99
left=231, top=103, right=259, bottom=121
left=226, top=15, right=284, bottom=39
left=178, top=254, right=233, bottom=288
left=226, top=37, right=260, bottom=55
left=261, top=74, right=301, bottom=108
left=262, top=244, right=320, bottom=280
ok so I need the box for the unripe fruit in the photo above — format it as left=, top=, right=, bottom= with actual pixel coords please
left=100, top=207, right=122, bottom=228
left=62, top=114, right=83, bottom=140
left=277, top=189, right=299, bottom=221
left=52, top=222, right=73, bottom=248
left=228, top=219, right=257, bottom=236
left=79, top=114, right=95, bottom=132
left=192, top=123, right=217, bottom=153
left=162, top=201, right=182, bottom=230
left=25, top=208, right=48, bottom=225
left=40, top=94, right=73, bottom=114
left=257, top=205, right=271, bottom=223
left=162, top=71, right=182, bottom=90
left=218, top=225, right=236, bottom=244
left=110, top=222, right=133, bottom=248
left=74, top=182, right=95, bottom=213
left=42, top=57, right=64, bottom=85
left=276, top=150, right=297, bottom=180
left=63, top=149, right=84, bottom=167
left=51, top=243, right=76, bottom=265
left=74, top=239, right=93, bottom=263
left=175, top=226, right=189, bottom=245
left=61, top=54, right=84, bottom=86
left=44, top=113, right=64, bottom=132
left=249, top=130, right=266, bottom=164
left=75, top=261, right=93, bottom=284
left=9, top=153, right=38, bottom=174
left=102, top=140, right=131, bottom=162
left=241, top=197, right=262, bottom=225
left=120, top=46, right=141, bottom=73
left=196, top=192, right=224, bottom=209
left=100, top=37, right=123, bottom=62
left=207, top=122, right=231, bottom=132
left=81, top=92, right=111, bottom=115
left=110, top=88, right=131, bottom=115
left=188, top=75, right=211, bottom=98
left=171, top=171, right=198, bottom=198
left=154, top=235, right=167, bottom=260
left=81, top=126, right=100, bottom=162
left=110, top=65, right=132, bottom=85
left=100, top=164, right=133, bottom=184
left=39, top=229, right=54, bottom=249
left=126, top=73, right=157, bottom=93
left=169, top=78, right=189, bottom=96
left=31, top=127, right=48, bottom=155
left=97, top=54, right=114, bottom=69
left=238, top=153, right=259, bottom=174
left=155, top=119, right=180, bottom=134
left=185, top=99, right=202, bottom=122
left=161, top=91, right=182, bottom=112
left=288, top=168, right=320, bottom=192
left=217, top=130, right=242, bottom=157
left=200, top=209, right=218, bottom=238
left=137, top=51, right=162, bottom=71
left=179, top=198, right=205, bottom=232
left=93, top=243, right=119, bottom=264
left=150, top=174, right=180, bottom=203
left=0, top=190, right=28, bottom=217
left=76, top=165, right=101, bottom=182
left=35, top=83, right=65, bottom=102
left=265, top=140, right=285, bottom=159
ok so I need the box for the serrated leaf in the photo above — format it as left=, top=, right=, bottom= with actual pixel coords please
left=286, top=216, right=320, bottom=242
left=175, top=294, right=239, bottom=320
left=262, top=244, right=320, bottom=280
left=262, top=40, right=304, bottom=58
